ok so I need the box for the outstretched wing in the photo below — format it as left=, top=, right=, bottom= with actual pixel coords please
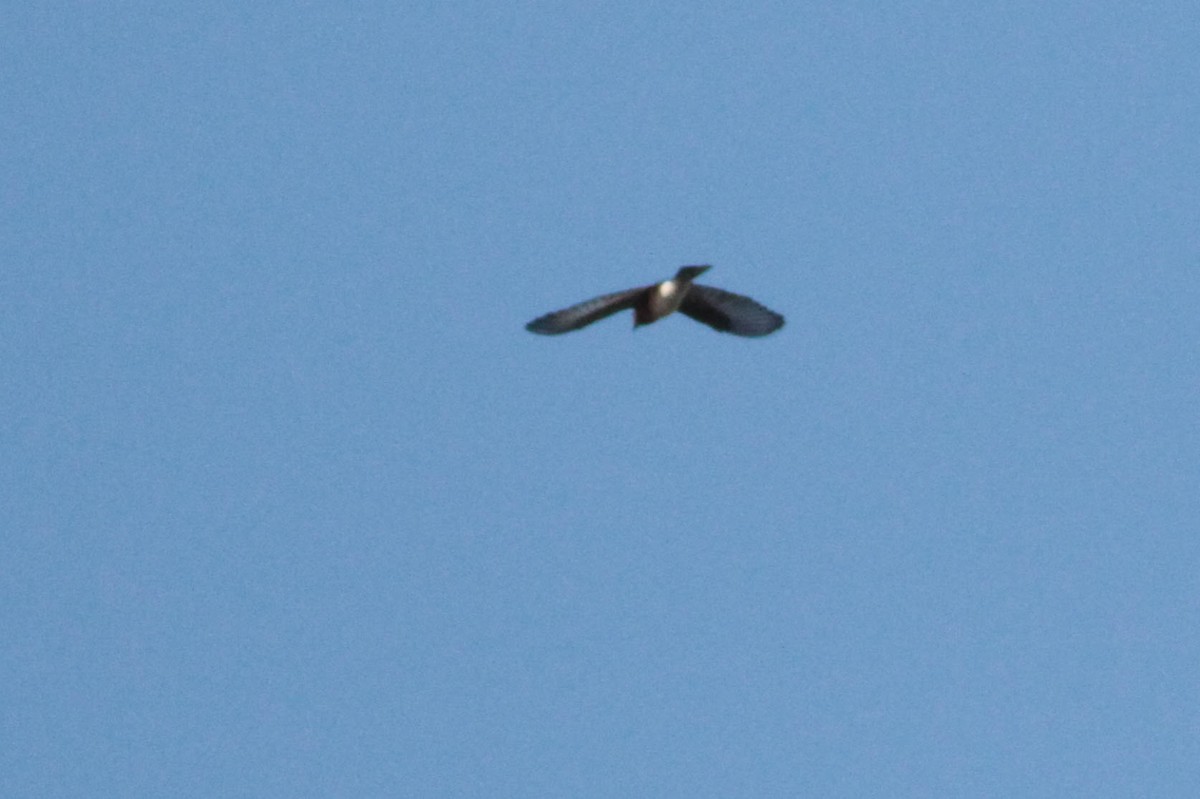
left=678, top=284, right=785, bottom=337
left=525, top=287, right=646, bottom=334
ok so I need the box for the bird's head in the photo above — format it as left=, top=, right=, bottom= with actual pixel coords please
left=674, top=265, right=712, bottom=282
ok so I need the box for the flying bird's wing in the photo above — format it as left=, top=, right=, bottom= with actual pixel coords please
left=525, top=287, right=646, bottom=334
left=679, top=284, right=785, bottom=337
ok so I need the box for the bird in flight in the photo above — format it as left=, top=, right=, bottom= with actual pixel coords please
left=525, top=265, right=784, bottom=337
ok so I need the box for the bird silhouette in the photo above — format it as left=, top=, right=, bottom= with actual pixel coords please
left=525, top=265, right=784, bottom=337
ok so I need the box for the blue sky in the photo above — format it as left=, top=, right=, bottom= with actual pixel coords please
left=4, top=2, right=1199, bottom=795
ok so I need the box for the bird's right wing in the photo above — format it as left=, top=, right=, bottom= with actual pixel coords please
left=678, top=284, right=785, bottom=337
left=525, top=287, right=646, bottom=334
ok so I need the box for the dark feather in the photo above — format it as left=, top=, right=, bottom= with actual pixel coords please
left=525, top=287, right=647, bottom=335
left=678, top=284, right=785, bottom=337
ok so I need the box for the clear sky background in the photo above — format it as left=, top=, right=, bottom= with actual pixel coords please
left=4, top=3, right=1199, bottom=796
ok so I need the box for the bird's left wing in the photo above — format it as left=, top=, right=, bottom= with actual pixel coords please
left=525, top=287, right=646, bottom=334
